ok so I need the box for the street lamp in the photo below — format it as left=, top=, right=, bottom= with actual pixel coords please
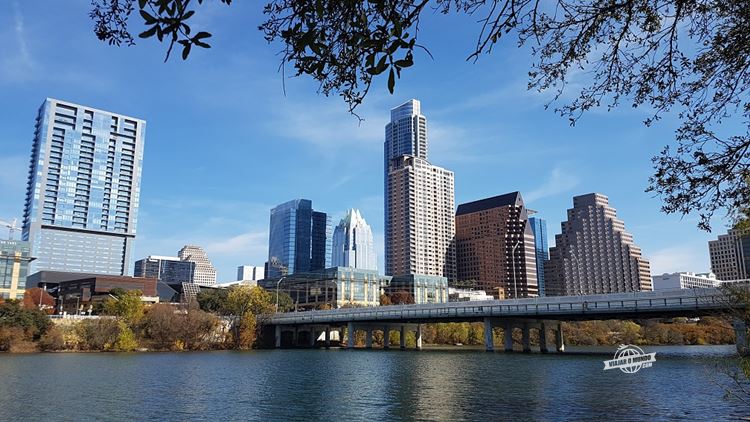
left=570, top=249, right=583, bottom=295
left=510, top=238, right=521, bottom=299
left=275, top=276, right=287, bottom=313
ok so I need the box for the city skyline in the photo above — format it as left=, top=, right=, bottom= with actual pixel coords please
left=0, top=2, right=733, bottom=282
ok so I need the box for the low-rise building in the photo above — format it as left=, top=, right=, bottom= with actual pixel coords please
left=0, top=240, right=35, bottom=299
left=134, top=255, right=195, bottom=283
left=448, top=287, right=495, bottom=302
left=386, top=274, right=448, bottom=304
left=27, top=271, right=157, bottom=314
left=237, top=265, right=264, bottom=282
left=259, top=267, right=390, bottom=309
left=652, top=272, right=720, bottom=290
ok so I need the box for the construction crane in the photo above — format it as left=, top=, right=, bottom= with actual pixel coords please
left=0, top=218, right=19, bottom=240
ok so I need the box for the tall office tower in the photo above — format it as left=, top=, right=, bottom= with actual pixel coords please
left=455, top=192, right=539, bottom=299
left=331, top=209, right=378, bottom=270
left=134, top=255, right=195, bottom=283
left=267, top=199, right=332, bottom=278
left=237, top=265, right=264, bottom=281
left=0, top=240, right=35, bottom=299
left=545, top=193, right=652, bottom=296
left=528, top=216, right=549, bottom=296
left=22, top=98, right=145, bottom=275
left=178, top=245, right=217, bottom=286
left=708, top=229, right=750, bottom=281
left=384, top=99, right=456, bottom=280
left=386, top=156, right=456, bottom=280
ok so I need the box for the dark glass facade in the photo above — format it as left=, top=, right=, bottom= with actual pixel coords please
left=267, top=199, right=332, bottom=278
left=133, top=257, right=195, bottom=283
left=528, top=217, right=549, bottom=296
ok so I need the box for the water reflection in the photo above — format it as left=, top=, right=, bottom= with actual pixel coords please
left=0, top=346, right=745, bottom=421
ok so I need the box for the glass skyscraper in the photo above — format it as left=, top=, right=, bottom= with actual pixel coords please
left=528, top=216, right=549, bottom=296
left=331, top=209, right=378, bottom=271
left=22, top=98, right=145, bottom=275
left=267, top=199, right=332, bottom=278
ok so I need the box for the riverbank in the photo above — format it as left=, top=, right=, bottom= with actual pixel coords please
left=1, top=317, right=736, bottom=354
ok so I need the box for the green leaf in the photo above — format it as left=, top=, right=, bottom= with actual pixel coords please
left=181, top=42, right=192, bottom=60
left=138, top=0, right=148, bottom=8
left=388, top=67, right=395, bottom=94
left=140, top=10, right=157, bottom=24
left=194, top=31, right=212, bottom=40
left=139, top=25, right=158, bottom=39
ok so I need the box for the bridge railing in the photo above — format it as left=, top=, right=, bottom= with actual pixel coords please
left=263, top=286, right=743, bottom=325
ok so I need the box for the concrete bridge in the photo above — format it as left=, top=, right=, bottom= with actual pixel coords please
left=262, top=287, right=748, bottom=353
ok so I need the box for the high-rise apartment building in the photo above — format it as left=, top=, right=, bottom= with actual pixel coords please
left=545, top=193, right=652, bottom=296
left=528, top=216, right=549, bottom=296
left=331, top=209, right=378, bottom=271
left=386, top=155, right=456, bottom=280
left=134, top=255, right=195, bottom=283
left=0, top=240, right=35, bottom=299
left=708, top=229, right=750, bottom=281
left=455, top=192, right=538, bottom=299
left=237, top=265, right=264, bottom=281
left=178, top=245, right=217, bottom=286
left=384, top=100, right=456, bottom=280
left=22, top=98, right=145, bottom=275
left=267, top=199, right=332, bottom=278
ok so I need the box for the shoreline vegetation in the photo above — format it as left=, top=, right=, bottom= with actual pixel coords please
left=0, top=286, right=737, bottom=353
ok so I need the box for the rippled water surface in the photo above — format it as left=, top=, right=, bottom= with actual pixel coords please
left=0, top=346, right=747, bottom=421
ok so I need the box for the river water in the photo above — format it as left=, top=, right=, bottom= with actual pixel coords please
left=0, top=345, right=747, bottom=421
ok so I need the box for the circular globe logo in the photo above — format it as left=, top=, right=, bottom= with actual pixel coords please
left=603, top=344, right=656, bottom=373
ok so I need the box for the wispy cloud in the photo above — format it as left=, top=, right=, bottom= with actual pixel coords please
left=0, top=2, right=35, bottom=82
left=13, top=2, right=31, bottom=66
left=648, top=245, right=711, bottom=275
left=525, top=166, right=580, bottom=203
left=0, top=155, right=28, bottom=220
left=205, top=230, right=268, bottom=256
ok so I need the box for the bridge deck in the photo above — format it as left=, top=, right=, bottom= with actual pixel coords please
left=264, top=288, right=734, bottom=326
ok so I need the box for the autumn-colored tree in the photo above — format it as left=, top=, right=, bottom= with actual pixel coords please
left=225, top=286, right=275, bottom=349
left=22, top=288, right=55, bottom=313
left=102, top=290, right=145, bottom=327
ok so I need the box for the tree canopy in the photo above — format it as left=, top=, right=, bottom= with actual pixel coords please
left=89, top=0, right=750, bottom=230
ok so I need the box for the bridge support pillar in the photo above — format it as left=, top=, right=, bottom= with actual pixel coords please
left=483, top=317, right=494, bottom=352
left=365, top=328, right=373, bottom=349
left=416, top=324, right=423, bottom=350
left=274, top=325, right=281, bottom=349
left=539, top=323, right=548, bottom=353
left=383, top=326, right=390, bottom=349
left=522, top=323, right=531, bottom=353
left=734, top=320, right=748, bottom=356
left=504, top=322, right=513, bottom=352
left=555, top=323, right=565, bottom=353
left=400, top=325, right=406, bottom=350
left=309, top=328, right=316, bottom=347
left=347, top=322, right=355, bottom=349
left=325, top=326, right=331, bottom=348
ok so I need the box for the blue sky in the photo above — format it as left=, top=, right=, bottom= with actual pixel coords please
left=0, top=1, right=734, bottom=282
